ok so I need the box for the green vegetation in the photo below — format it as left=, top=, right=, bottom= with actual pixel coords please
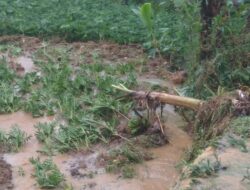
left=121, top=165, right=136, bottom=178
left=128, top=117, right=150, bottom=135
left=183, top=156, right=222, bottom=179
left=0, top=43, right=137, bottom=152
left=230, top=117, right=250, bottom=138
left=0, top=0, right=249, bottom=185
left=1, top=0, right=249, bottom=98
left=106, top=143, right=152, bottom=177
left=0, top=0, right=165, bottom=43
left=227, top=134, right=248, bottom=152
left=35, top=122, right=56, bottom=143
left=0, top=125, right=31, bottom=152
left=30, top=157, right=64, bottom=189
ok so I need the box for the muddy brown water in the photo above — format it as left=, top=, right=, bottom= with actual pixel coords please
left=0, top=105, right=191, bottom=190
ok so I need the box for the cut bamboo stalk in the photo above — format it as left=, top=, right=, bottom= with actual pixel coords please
left=112, top=84, right=203, bottom=110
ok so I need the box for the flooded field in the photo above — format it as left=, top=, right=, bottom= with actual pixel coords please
left=0, top=36, right=193, bottom=190
left=1, top=105, right=191, bottom=190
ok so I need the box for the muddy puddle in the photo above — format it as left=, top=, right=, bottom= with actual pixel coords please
left=0, top=104, right=191, bottom=190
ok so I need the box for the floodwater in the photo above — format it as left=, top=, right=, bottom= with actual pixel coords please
left=0, top=107, right=191, bottom=190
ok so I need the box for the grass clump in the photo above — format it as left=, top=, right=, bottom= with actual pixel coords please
left=0, top=125, right=31, bottom=152
left=30, top=157, right=64, bottom=189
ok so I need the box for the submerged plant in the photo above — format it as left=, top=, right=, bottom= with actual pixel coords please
left=106, top=143, right=152, bottom=177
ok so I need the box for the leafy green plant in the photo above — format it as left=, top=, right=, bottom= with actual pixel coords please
left=133, top=2, right=161, bottom=57
left=0, top=125, right=31, bottom=152
left=30, top=157, right=64, bottom=189
left=187, top=157, right=222, bottom=178
left=0, top=82, right=21, bottom=113
left=34, top=122, right=56, bottom=143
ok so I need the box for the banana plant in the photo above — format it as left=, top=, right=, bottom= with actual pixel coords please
left=133, top=3, right=159, bottom=57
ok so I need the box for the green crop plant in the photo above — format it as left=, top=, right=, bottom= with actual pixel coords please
left=184, top=156, right=222, bottom=179
left=30, top=157, right=64, bottom=189
left=7, top=125, right=31, bottom=152
left=0, top=27, right=137, bottom=154
left=34, top=122, right=56, bottom=143
left=133, top=2, right=161, bottom=57
left=0, top=82, right=21, bottom=113
left=0, top=59, right=15, bottom=83
left=0, top=125, right=31, bottom=152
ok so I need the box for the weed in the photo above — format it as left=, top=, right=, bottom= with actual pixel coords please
left=30, top=157, right=64, bottom=189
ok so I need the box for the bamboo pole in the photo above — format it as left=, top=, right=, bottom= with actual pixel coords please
left=112, top=84, right=203, bottom=110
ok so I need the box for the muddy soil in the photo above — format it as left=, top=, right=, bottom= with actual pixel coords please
left=0, top=157, right=12, bottom=190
